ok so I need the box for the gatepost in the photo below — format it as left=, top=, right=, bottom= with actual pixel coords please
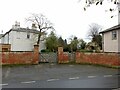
left=58, top=47, right=63, bottom=63
left=33, top=45, right=39, bottom=64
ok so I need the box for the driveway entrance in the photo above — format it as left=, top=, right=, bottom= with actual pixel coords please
left=39, top=53, right=58, bottom=63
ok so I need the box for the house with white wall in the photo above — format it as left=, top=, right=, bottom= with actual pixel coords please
left=100, top=24, right=120, bottom=53
left=0, top=22, right=46, bottom=52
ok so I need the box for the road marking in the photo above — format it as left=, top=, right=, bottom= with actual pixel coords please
left=104, top=75, right=112, bottom=77
left=21, top=81, right=36, bottom=84
left=69, top=65, right=74, bottom=67
left=4, top=68, right=11, bottom=78
left=88, top=76, right=96, bottom=78
left=0, top=83, right=8, bottom=86
left=50, top=63, right=54, bottom=65
left=47, top=79, right=59, bottom=82
left=69, top=77, right=79, bottom=80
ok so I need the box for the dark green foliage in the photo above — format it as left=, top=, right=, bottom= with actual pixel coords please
left=79, top=39, right=86, bottom=49
left=45, top=31, right=58, bottom=52
left=70, top=36, right=79, bottom=52
left=92, top=35, right=102, bottom=50
left=41, top=49, right=50, bottom=53
left=88, top=23, right=102, bottom=50
left=58, top=37, right=65, bottom=47
left=80, top=49, right=93, bottom=52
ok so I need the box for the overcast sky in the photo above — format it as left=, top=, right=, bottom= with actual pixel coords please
left=0, top=0, right=118, bottom=42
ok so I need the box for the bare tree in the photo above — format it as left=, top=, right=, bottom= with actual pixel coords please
left=88, top=23, right=102, bottom=38
left=26, top=13, right=54, bottom=45
left=88, top=23, right=102, bottom=49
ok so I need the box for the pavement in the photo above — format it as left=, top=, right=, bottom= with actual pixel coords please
left=1, top=63, right=120, bottom=89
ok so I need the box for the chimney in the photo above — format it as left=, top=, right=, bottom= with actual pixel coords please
left=32, top=23, right=37, bottom=29
left=13, top=21, right=20, bottom=29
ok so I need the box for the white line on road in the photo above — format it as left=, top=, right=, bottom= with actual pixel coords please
left=69, top=65, right=74, bottom=67
left=104, top=75, right=112, bottom=77
left=88, top=76, right=97, bottom=78
left=0, top=83, right=8, bottom=86
left=69, top=77, right=79, bottom=80
left=21, top=81, right=36, bottom=84
left=47, top=79, right=59, bottom=82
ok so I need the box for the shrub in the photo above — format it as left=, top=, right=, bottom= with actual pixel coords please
left=41, top=49, right=50, bottom=53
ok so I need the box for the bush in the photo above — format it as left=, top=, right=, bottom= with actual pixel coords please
left=79, top=49, right=93, bottom=53
left=41, top=49, right=50, bottom=53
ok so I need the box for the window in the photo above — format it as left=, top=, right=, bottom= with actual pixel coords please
left=27, top=33, right=30, bottom=39
left=112, top=31, right=117, bottom=40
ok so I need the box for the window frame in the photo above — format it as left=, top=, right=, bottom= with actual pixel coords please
left=112, top=30, right=117, bottom=40
left=27, top=33, right=30, bottom=39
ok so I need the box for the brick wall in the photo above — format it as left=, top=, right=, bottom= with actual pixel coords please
left=76, top=52, right=120, bottom=67
left=58, top=47, right=69, bottom=63
left=58, top=52, right=69, bottom=63
left=0, top=45, right=39, bottom=65
left=57, top=47, right=120, bottom=67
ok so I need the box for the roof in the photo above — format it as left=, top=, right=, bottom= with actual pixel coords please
left=1, top=28, right=40, bottom=38
left=100, top=24, right=120, bottom=34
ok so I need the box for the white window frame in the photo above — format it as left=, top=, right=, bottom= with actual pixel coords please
left=112, top=30, right=117, bottom=40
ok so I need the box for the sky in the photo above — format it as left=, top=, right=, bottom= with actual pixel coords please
left=0, top=0, right=118, bottom=42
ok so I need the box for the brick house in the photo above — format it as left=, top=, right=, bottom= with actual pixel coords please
left=100, top=24, right=120, bottom=53
left=0, top=22, right=46, bottom=52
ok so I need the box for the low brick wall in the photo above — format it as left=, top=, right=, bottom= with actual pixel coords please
left=57, top=50, right=120, bottom=67
left=58, top=52, right=69, bottom=63
left=0, top=45, right=39, bottom=65
left=76, top=52, right=120, bottom=67
left=0, top=51, right=38, bottom=65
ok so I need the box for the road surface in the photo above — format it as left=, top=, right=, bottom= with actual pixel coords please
left=1, top=63, right=120, bottom=89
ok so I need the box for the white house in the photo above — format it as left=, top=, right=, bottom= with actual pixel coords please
left=100, top=24, right=120, bottom=53
left=0, top=22, right=46, bottom=52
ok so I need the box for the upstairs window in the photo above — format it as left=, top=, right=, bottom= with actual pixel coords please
left=112, top=31, right=117, bottom=40
left=27, top=33, right=30, bottom=39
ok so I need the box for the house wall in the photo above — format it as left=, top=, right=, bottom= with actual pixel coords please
left=118, top=30, right=120, bottom=53
left=10, top=31, right=33, bottom=51
left=103, top=30, right=118, bottom=52
left=1, top=34, right=9, bottom=44
left=0, top=39, right=1, bottom=43
left=1, top=30, right=46, bottom=51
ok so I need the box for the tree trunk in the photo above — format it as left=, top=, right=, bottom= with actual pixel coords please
left=37, top=26, right=42, bottom=45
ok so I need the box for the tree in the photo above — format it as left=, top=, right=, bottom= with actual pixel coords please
left=88, top=23, right=102, bottom=49
left=79, top=39, right=86, bottom=49
left=69, top=36, right=79, bottom=52
left=88, top=23, right=102, bottom=37
left=26, top=13, right=54, bottom=45
left=79, top=0, right=119, bottom=10
left=58, top=37, right=65, bottom=47
left=63, top=39, right=69, bottom=51
left=78, top=0, right=119, bottom=18
left=45, top=31, right=58, bottom=52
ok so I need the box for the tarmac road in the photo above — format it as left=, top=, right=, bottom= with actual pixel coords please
left=1, top=63, right=120, bottom=88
